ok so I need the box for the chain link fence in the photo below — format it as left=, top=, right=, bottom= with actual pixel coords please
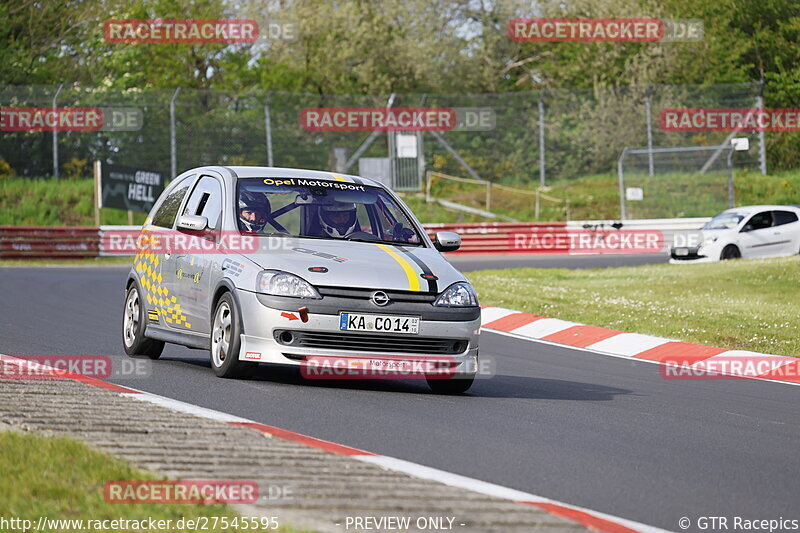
left=1, top=83, right=765, bottom=191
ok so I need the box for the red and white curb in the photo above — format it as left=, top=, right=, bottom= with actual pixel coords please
left=480, top=306, right=800, bottom=386
left=0, top=353, right=667, bottom=533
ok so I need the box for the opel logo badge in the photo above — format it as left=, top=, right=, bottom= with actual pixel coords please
left=371, top=291, right=390, bottom=306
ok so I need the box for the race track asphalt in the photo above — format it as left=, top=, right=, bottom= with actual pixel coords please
left=1, top=264, right=798, bottom=532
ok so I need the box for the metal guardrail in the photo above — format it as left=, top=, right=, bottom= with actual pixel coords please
left=0, top=226, right=101, bottom=259
left=0, top=218, right=711, bottom=259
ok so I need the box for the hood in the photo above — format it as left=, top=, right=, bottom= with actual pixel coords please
left=700, top=229, right=730, bottom=243
left=240, top=236, right=466, bottom=294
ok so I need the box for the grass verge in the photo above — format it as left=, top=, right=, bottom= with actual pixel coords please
left=2, top=169, right=798, bottom=225
left=468, top=255, right=800, bottom=357
left=0, top=430, right=303, bottom=532
left=0, top=178, right=148, bottom=226
left=425, top=168, right=800, bottom=221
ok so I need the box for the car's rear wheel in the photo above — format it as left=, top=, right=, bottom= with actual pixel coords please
left=122, top=283, right=164, bottom=359
left=210, top=292, right=257, bottom=378
left=426, top=373, right=475, bottom=394
left=720, top=244, right=741, bottom=260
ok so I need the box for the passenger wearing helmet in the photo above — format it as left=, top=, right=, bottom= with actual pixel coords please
left=238, top=194, right=271, bottom=233
left=318, top=202, right=358, bottom=238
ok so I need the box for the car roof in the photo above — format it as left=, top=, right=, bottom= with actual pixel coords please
left=220, top=166, right=383, bottom=188
left=721, top=205, right=800, bottom=215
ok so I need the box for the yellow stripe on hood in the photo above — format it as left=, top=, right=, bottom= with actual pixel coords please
left=375, top=244, right=421, bottom=292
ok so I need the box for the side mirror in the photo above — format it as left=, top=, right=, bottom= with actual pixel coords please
left=176, top=214, right=209, bottom=232
left=434, top=231, right=461, bottom=252
left=740, top=224, right=753, bottom=233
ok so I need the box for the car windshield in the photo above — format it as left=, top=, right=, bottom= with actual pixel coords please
left=702, top=213, right=745, bottom=230
left=236, top=177, right=424, bottom=246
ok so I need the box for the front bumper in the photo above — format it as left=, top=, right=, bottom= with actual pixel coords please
left=669, top=243, right=720, bottom=263
left=235, top=289, right=481, bottom=375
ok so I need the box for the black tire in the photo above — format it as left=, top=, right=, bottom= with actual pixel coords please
left=720, top=244, right=741, bottom=260
left=122, top=283, right=164, bottom=359
left=426, top=373, right=475, bottom=394
left=210, top=292, right=257, bottom=378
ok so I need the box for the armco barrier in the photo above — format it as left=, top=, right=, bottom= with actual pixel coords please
left=567, top=218, right=709, bottom=255
left=0, top=226, right=101, bottom=259
left=1, top=218, right=710, bottom=259
left=426, top=218, right=710, bottom=254
left=425, top=222, right=570, bottom=254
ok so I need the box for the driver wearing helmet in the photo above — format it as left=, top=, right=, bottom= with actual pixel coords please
left=318, top=202, right=358, bottom=238
left=238, top=194, right=272, bottom=233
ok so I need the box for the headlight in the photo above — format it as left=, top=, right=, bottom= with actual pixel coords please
left=434, top=282, right=478, bottom=307
left=256, top=270, right=321, bottom=299
left=703, top=236, right=718, bottom=246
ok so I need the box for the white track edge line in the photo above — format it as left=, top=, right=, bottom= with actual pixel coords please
left=479, top=328, right=800, bottom=389
left=357, top=455, right=674, bottom=533
left=0, top=353, right=670, bottom=533
left=122, top=385, right=671, bottom=533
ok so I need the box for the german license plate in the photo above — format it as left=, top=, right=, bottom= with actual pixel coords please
left=339, top=313, right=419, bottom=334
left=674, top=247, right=689, bottom=256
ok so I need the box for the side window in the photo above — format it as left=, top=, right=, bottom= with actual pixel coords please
left=773, top=210, right=799, bottom=226
left=747, top=211, right=773, bottom=231
left=152, top=179, right=192, bottom=228
left=183, top=176, right=223, bottom=229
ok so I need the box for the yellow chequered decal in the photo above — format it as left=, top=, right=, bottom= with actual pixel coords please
left=330, top=173, right=348, bottom=182
left=133, top=233, right=192, bottom=329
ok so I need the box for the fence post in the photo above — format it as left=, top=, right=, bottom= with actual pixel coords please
left=756, top=83, right=767, bottom=175
left=52, top=84, right=63, bottom=179
left=170, top=88, right=181, bottom=178
left=618, top=148, right=628, bottom=220
left=727, top=147, right=735, bottom=208
left=417, top=95, right=427, bottom=191
left=538, top=92, right=546, bottom=186
left=265, top=91, right=274, bottom=167
left=645, top=86, right=654, bottom=176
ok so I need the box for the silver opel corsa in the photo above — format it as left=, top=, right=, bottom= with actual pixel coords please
left=122, top=166, right=480, bottom=393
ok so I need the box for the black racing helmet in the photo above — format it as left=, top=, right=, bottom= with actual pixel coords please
left=238, top=193, right=271, bottom=232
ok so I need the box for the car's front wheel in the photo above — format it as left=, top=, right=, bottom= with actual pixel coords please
left=122, top=283, right=164, bottom=359
left=720, top=244, right=741, bottom=260
left=210, top=292, right=257, bottom=378
left=426, top=373, right=475, bottom=394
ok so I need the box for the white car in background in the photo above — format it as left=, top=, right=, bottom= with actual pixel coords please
left=670, top=205, right=800, bottom=263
